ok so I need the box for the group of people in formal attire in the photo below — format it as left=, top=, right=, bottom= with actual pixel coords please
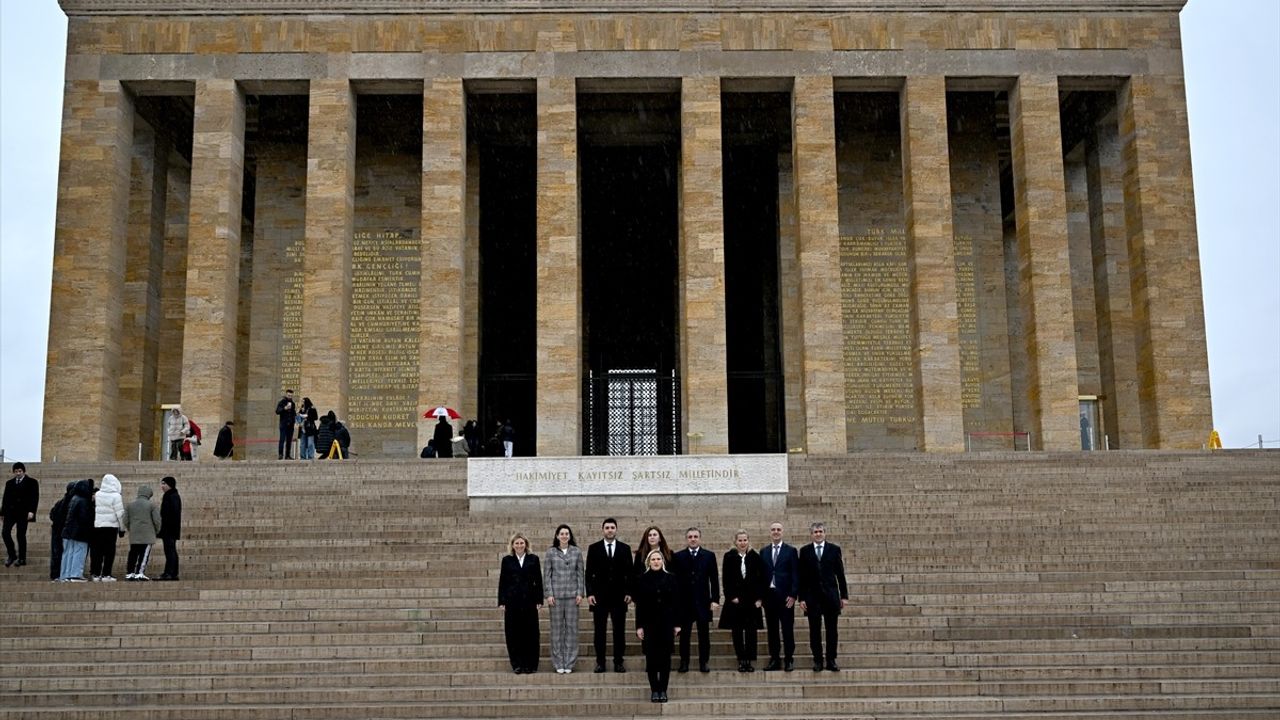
left=497, top=518, right=850, bottom=703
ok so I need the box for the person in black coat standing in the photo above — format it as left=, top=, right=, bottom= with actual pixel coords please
left=157, top=476, right=182, bottom=581
left=585, top=517, right=632, bottom=673
left=47, top=482, right=76, bottom=580
left=497, top=532, right=543, bottom=674
left=719, top=530, right=767, bottom=672
left=633, top=549, right=681, bottom=703
left=213, top=421, right=235, bottom=460
left=761, top=521, right=800, bottom=671
left=432, top=417, right=454, bottom=458
left=58, top=479, right=95, bottom=582
left=275, top=389, right=297, bottom=459
left=798, top=522, right=849, bottom=672
left=671, top=527, right=719, bottom=673
left=2, top=462, right=39, bottom=567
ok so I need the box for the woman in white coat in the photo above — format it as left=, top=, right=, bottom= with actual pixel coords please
left=89, top=474, right=126, bottom=581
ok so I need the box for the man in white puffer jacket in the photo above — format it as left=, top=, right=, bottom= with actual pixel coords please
left=90, top=474, right=126, bottom=581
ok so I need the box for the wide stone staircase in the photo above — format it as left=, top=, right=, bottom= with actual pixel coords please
left=1, top=451, right=1278, bottom=719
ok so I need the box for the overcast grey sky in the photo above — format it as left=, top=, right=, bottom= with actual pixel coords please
left=1, top=0, right=1277, bottom=460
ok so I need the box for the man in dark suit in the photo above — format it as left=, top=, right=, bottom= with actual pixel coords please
left=761, top=520, right=799, bottom=671
left=672, top=526, right=720, bottom=673
left=586, top=517, right=632, bottom=673
left=798, top=521, right=848, bottom=672
left=1, top=462, right=39, bottom=567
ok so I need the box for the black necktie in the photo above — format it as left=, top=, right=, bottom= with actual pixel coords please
left=817, top=545, right=823, bottom=561
left=607, top=543, right=613, bottom=558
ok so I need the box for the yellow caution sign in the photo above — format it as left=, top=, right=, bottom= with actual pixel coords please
left=325, top=440, right=344, bottom=459
left=1207, top=430, right=1222, bottom=450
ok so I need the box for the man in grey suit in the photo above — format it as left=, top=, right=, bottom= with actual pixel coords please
left=760, top=521, right=799, bottom=671
left=798, top=522, right=848, bottom=672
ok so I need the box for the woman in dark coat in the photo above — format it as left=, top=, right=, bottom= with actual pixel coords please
left=316, top=413, right=336, bottom=459
left=498, top=532, right=543, bottom=674
left=633, top=549, right=682, bottom=703
left=432, top=417, right=454, bottom=458
left=58, top=479, right=95, bottom=581
left=632, top=525, right=673, bottom=578
left=719, top=530, right=767, bottom=672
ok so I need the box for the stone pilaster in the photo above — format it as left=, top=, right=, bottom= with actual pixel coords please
left=117, top=120, right=169, bottom=460
left=792, top=75, right=847, bottom=453
left=180, top=79, right=246, bottom=445
left=900, top=76, right=964, bottom=452
left=777, top=149, right=807, bottom=452
left=301, top=79, right=355, bottom=419
left=1119, top=75, right=1213, bottom=449
left=418, top=77, right=467, bottom=451
left=679, top=76, right=729, bottom=454
left=1086, top=117, right=1143, bottom=449
left=536, top=76, right=581, bottom=456
left=1009, top=75, right=1080, bottom=450
left=156, top=158, right=191, bottom=454
left=42, top=80, right=134, bottom=461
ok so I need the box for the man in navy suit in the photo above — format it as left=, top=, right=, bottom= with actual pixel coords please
left=586, top=517, right=632, bottom=673
left=760, top=521, right=799, bottom=671
left=798, top=522, right=848, bottom=672
left=672, top=526, right=720, bottom=673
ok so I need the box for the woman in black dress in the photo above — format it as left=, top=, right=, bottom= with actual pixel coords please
left=720, top=530, right=767, bottom=672
left=633, top=549, right=682, bottom=703
left=497, top=532, right=543, bottom=673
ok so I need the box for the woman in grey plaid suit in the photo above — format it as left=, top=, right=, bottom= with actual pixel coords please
left=543, top=524, right=585, bottom=673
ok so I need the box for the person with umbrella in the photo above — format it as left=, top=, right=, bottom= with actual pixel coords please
left=433, top=416, right=454, bottom=458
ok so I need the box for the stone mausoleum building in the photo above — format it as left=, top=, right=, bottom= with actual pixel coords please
left=44, top=0, right=1212, bottom=461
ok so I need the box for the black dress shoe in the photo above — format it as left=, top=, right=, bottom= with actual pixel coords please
left=594, top=663, right=606, bottom=673
left=513, top=667, right=524, bottom=674
left=614, top=662, right=626, bottom=673
left=650, top=691, right=659, bottom=703
left=813, top=662, right=824, bottom=672
left=699, top=663, right=710, bottom=673
left=737, top=661, right=746, bottom=673
left=3, top=558, right=13, bottom=567
left=784, top=659, right=795, bottom=672
left=15, top=560, right=25, bottom=567
left=744, top=663, right=754, bottom=672
left=763, top=659, right=781, bottom=671
left=825, top=661, right=840, bottom=672
left=659, top=692, right=668, bottom=703
left=677, top=663, right=689, bottom=673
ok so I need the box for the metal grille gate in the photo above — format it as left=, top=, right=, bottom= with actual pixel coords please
left=583, top=369, right=681, bottom=456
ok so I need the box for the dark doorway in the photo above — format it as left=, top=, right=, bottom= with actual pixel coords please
left=722, top=90, right=790, bottom=454
left=578, top=87, right=682, bottom=455
left=470, top=90, right=537, bottom=456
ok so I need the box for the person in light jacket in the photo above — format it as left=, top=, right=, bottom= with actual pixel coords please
left=543, top=524, right=585, bottom=673
left=89, top=474, right=126, bottom=581
left=123, top=485, right=162, bottom=580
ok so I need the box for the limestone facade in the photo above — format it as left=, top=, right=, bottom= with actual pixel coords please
left=44, top=1, right=1212, bottom=459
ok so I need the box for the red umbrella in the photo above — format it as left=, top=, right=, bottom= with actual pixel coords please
left=425, top=406, right=461, bottom=420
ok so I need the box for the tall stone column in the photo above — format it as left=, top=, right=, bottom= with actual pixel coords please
left=180, top=79, right=246, bottom=445
left=42, top=80, right=134, bottom=461
left=1086, top=118, right=1143, bottom=450
left=792, top=75, right=847, bottom=454
left=1009, top=75, right=1080, bottom=450
left=301, top=79, right=355, bottom=421
left=536, top=77, right=581, bottom=456
left=900, top=76, right=965, bottom=452
left=419, top=77, right=467, bottom=451
left=679, top=76, right=729, bottom=454
left=1118, top=75, right=1213, bottom=449
left=117, top=121, right=169, bottom=460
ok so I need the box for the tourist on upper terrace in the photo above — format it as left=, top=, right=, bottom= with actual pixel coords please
left=798, top=522, right=849, bottom=672
left=213, top=420, right=235, bottom=460
left=632, top=525, right=673, bottom=577
left=761, top=521, right=800, bottom=672
left=2, top=462, right=39, bottom=568
left=720, top=530, right=766, bottom=673
left=497, top=532, right=543, bottom=674
left=462, top=420, right=480, bottom=457
left=89, top=473, right=126, bottom=581
left=182, top=419, right=201, bottom=461
left=333, top=414, right=351, bottom=459
left=275, top=389, right=297, bottom=460
left=501, top=419, right=515, bottom=458
left=299, top=400, right=318, bottom=460
left=316, top=412, right=335, bottom=458
left=47, top=481, right=75, bottom=580
left=57, top=479, right=94, bottom=582
left=157, top=476, right=182, bottom=581
left=433, top=416, right=454, bottom=458
left=586, top=517, right=632, bottom=674
left=633, top=549, right=680, bottom=703
left=672, top=527, right=720, bottom=673
left=166, top=407, right=189, bottom=461
left=543, top=524, right=585, bottom=673
left=123, top=485, right=162, bottom=581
